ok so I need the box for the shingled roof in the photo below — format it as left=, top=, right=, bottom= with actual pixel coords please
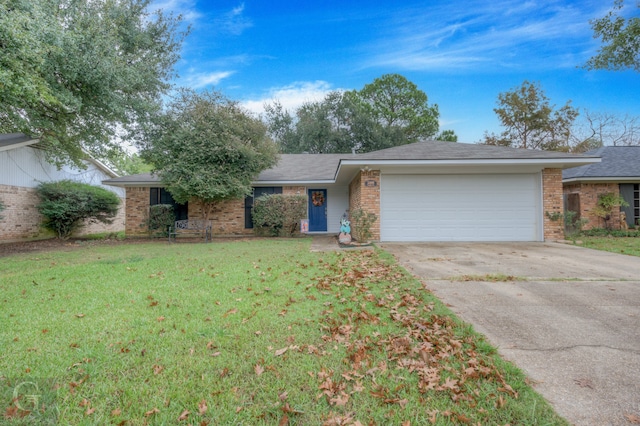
left=104, top=140, right=599, bottom=187
left=563, top=146, right=640, bottom=181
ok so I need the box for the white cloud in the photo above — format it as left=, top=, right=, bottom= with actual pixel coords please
left=364, top=0, right=601, bottom=71
left=215, top=3, right=253, bottom=36
left=181, top=71, right=235, bottom=89
left=242, top=81, right=337, bottom=116
left=149, top=0, right=201, bottom=22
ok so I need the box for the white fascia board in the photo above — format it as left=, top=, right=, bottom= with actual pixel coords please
left=253, top=180, right=336, bottom=186
left=563, top=176, right=640, bottom=184
left=102, top=180, right=163, bottom=187
left=0, top=138, right=40, bottom=152
left=339, top=158, right=601, bottom=167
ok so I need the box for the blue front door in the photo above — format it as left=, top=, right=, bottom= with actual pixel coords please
left=308, top=189, right=327, bottom=232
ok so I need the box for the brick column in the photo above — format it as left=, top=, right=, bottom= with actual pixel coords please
left=125, top=187, right=149, bottom=236
left=349, top=170, right=381, bottom=241
left=542, top=168, right=564, bottom=241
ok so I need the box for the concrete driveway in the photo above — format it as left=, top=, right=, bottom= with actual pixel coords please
left=379, top=242, right=640, bottom=426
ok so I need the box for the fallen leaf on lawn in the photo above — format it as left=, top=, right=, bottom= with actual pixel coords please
left=329, top=391, right=350, bottom=406
left=79, top=398, right=90, bottom=407
left=254, top=364, right=264, bottom=376
left=255, top=331, right=262, bottom=335
left=211, top=352, right=221, bottom=357
left=75, top=313, right=85, bottom=318
left=279, top=391, right=288, bottom=401
left=177, top=409, right=190, bottom=421
left=235, top=406, right=243, bottom=413
left=198, top=399, right=208, bottom=415
left=153, top=364, right=164, bottom=375
left=111, top=408, right=122, bottom=416
left=145, top=407, right=160, bottom=417
left=157, top=316, right=165, bottom=322
left=275, top=347, right=288, bottom=356
left=279, top=414, right=289, bottom=426
left=223, top=308, right=237, bottom=317
left=85, top=407, right=95, bottom=415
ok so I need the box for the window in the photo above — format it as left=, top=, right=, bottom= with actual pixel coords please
left=150, top=188, right=188, bottom=221
left=244, top=187, right=283, bottom=228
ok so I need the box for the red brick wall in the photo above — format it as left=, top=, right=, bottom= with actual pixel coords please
left=0, top=184, right=125, bottom=241
left=125, top=187, right=150, bottom=236
left=283, top=186, right=306, bottom=196
left=563, top=182, right=621, bottom=230
left=542, top=168, right=564, bottom=240
left=188, top=199, right=252, bottom=236
left=348, top=170, right=380, bottom=241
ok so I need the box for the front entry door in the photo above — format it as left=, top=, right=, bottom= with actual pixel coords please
left=308, top=189, right=327, bottom=232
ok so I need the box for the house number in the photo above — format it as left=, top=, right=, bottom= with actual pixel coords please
left=364, top=180, right=377, bottom=187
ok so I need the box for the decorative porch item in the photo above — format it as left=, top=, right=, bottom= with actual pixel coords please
left=312, top=191, right=325, bottom=207
left=339, top=217, right=352, bottom=244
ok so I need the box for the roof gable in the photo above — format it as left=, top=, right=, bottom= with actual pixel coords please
left=0, top=133, right=39, bottom=151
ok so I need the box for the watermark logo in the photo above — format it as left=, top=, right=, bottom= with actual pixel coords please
left=2, top=377, right=58, bottom=424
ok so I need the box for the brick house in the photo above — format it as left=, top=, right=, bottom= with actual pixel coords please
left=563, top=146, right=640, bottom=229
left=0, top=133, right=126, bottom=241
left=104, top=141, right=597, bottom=242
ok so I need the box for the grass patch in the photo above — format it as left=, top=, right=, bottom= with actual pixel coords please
left=577, top=236, right=640, bottom=257
left=0, top=240, right=567, bottom=425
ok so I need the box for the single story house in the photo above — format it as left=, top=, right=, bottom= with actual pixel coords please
left=0, top=133, right=126, bottom=241
left=104, top=140, right=598, bottom=242
left=563, top=146, right=640, bottom=229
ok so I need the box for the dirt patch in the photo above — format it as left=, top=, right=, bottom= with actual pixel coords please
left=0, top=237, right=161, bottom=258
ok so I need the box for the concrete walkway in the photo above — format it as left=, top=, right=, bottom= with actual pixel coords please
left=380, top=242, right=640, bottom=426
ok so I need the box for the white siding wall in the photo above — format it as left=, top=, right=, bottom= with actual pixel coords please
left=326, top=185, right=350, bottom=233
left=0, top=146, right=124, bottom=197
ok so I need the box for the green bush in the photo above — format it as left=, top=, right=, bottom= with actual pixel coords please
left=350, top=208, right=377, bottom=242
left=36, top=180, right=120, bottom=239
left=147, top=204, right=175, bottom=237
left=252, top=194, right=307, bottom=237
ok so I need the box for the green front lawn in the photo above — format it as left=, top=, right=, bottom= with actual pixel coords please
left=577, top=236, right=640, bottom=257
left=1, top=239, right=567, bottom=425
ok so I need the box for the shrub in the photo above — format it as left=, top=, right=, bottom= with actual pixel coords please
left=252, top=194, right=307, bottom=237
left=147, top=204, right=175, bottom=237
left=580, top=228, right=640, bottom=238
left=36, top=180, right=120, bottom=239
left=350, top=208, right=377, bottom=242
left=593, top=193, right=628, bottom=229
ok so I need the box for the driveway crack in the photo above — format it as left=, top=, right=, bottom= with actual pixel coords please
left=507, top=344, right=640, bottom=354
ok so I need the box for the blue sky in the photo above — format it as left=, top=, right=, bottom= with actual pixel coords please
left=152, top=0, right=640, bottom=143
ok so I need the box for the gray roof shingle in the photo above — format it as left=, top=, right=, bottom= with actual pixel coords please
left=563, top=146, right=640, bottom=180
left=104, top=140, right=598, bottom=186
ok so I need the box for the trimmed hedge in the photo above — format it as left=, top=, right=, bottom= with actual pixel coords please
left=36, top=180, right=120, bottom=239
left=252, top=194, right=307, bottom=237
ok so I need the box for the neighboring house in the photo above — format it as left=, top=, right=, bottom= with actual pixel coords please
left=104, top=140, right=597, bottom=242
left=563, top=146, right=640, bottom=229
left=0, top=133, right=126, bottom=241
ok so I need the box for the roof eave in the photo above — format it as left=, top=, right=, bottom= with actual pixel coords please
left=563, top=176, right=640, bottom=184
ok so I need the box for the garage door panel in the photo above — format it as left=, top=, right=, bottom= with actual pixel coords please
left=380, top=174, right=540, bottom=242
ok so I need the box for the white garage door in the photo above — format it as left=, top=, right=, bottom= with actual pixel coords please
left=380, top=174, right=541, bottom=242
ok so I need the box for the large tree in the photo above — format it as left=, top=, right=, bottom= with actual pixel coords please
left=483, top=81, right=579, bottom=151
left=141, top=89, right=279, bottom=221
left=585, top=0, right=640, bottom=71
left=264, top=74, right=448, bottom=154
left=0, top=0, right=186, bottom=168
left=358, top=74, right=440, bottom=143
